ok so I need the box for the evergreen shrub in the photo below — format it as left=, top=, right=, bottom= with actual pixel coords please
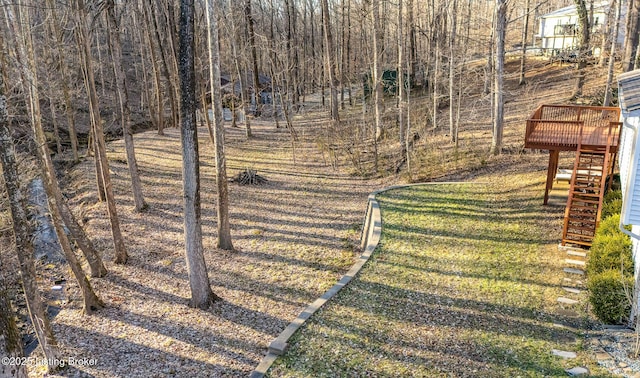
left=587, top=269, right=633, bottom=325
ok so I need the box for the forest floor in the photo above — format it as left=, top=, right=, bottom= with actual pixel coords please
left=21, top=58, right=628, bottom=377
left=38, top=118, right=389, bottom=377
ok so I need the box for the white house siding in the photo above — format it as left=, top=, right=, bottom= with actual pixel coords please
left=537, top=1, right=624, bottom=55
left=617, top=69, right=640, bottom=321
left=618, top=113, right=640, bottom=280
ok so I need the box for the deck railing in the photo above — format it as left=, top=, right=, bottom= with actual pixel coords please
left=525, top=104, right=621, bottom=151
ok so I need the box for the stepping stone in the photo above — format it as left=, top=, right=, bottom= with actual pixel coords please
left=558, top=244, right=587, bottom=253
left=552, top=349, right=577, bottom=359
left=563, top=277, right=584, bottom=286
left=564, top=267, right=585, bottom=275
left=565, top=259, right=586, bottom=266
left=565, top=366, right=590, bottom=376
left=567, top=250, right=587, bottom=257
left=555, top=309, right=579, bottom=318
left=595, top=351, right=612, bottom=361
left=557, top=297, right=579, bottom=305
left=563, top=287, right=582, bottom=294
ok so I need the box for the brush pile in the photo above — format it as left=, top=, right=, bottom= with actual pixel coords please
left=232, top=168, right=267, bottom=185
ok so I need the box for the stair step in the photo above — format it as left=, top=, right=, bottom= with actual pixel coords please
left=562, top=239, right=592, bottom=247
left=570, top=192, right=601, bottom=198
left=563, top=286, right=582, bottom=294
left=565, top=228, right=595, bottom=234
left=565, top=226, right=596, bottom=233
left=566, top=217, right=596, bottom=224
left=557, top=297, right=579, bottom=305
left=570, top=197, right=600, bottom=203
left=565, top=259, right=586, bottom=266
left=564, top=267, right=585, bottom=275
left=569, top=205, right=598, bottom=211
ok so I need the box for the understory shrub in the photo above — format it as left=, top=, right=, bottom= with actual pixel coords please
left=587, top=269, right=633, bottom=325
left=587, top=215, right=633, bottom=277
left=601, top=190, right=622, bottom=220
left=587, top=191, right=634, bottom=325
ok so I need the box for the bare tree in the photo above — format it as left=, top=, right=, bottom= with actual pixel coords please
left=206, top=0, right=234, bottom=251
left=490, top=0, right=507, bottom=155
left=227, top=0, right=252, bottom=138
left=0, top=79, right=28, bottom=378
left=75, top=0, right=128, bottom=264
left=398, top=0, right=407, bottom=155
left=519, top=0, right=530, bottom=85
left=623, top=0, right=640, bottom=71
left=140, top=0, right=165, bottom=134
left=180, top=0, right=219, bottom=308
left=372, top=0, right=383, bottom=141
left=321, top=0, right=340, bottom=122
left=6, top=0, right=106, bottom=314
left=245, top=0, right=261, bottom=118
left=572, top=0, right=591, bottom=97
left=448, top=0, right=458, bottom=142
left=104, top=0, right=148, bottom=212
left=44, top=0, right=79, bottom=162
left=604, top=0, right=622, bottom=106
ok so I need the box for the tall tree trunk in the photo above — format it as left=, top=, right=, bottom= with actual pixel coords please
left=0, top=114, right=60, bottom=374
left=398, top=0, right=406, bottom=156
left=206, top=0, right=234, bottom=251
left=0, top=78, right=29, bottom=378
left=105, top=1, right=147, bottom=212
left=11, top=0, right=107, bottom=279
left=624, top=0, right=640, bottom=71
left=491, top=0, right=507, bottom=155
left=228, top=0, right=252, bottom=137
left=76, top=0, right=128, bottom=264
left=180, top=0, right=219, bottom=309
left=45, top=0, right=79, bottom=162
left=573, top=0, right=591, bottom=97
left=346, top=0, right=353, bottom=106
left=5, top=0, right=105, bottom=336
left=454, top=0, right=472, bottom=148
left=321, top=0, right=340, bottom=122
left=408, top=0, right=417, bottom=84
left=74, top=27, right=105, bottom=201
left=372, top=0, right=383, bottom=140
left=151, top=0, right=179, bottom=130
left=432, top=32, right=440, bottom=130
left=245, top=0, right=261, bottom=118
left=484, top=9, right=495, bottom=96
left=519, top=0, right=530, bottom=85
left=604, top=0, right=622, bottom=106
left=141, top=0, right=165, bottom=134
left=448, top=0, right=458, bottom=142
left=8, top=0, right=106, bottom=314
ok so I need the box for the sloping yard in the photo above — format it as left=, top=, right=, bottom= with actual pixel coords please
left=267, top=171, right=611, bottom=377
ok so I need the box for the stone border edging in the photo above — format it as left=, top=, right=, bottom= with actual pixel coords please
left=249, top=182, right=473, bottom=377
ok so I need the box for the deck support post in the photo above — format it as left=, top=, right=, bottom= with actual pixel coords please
left=544, top=149, right=559, bottom=205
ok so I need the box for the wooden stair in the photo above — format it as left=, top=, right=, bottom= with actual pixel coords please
left=561, top=124, right=616, bottom=247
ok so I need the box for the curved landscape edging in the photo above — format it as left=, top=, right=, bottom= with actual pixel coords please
left=250, top=182, right=472, bottom=377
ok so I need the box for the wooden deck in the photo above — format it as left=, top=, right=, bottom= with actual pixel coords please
left=524, top=104, right=622, bottom=206
left=525, top=104, right=621, bottom=152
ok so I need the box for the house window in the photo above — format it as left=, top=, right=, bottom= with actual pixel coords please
left=554, top=24, right=576, bottom=35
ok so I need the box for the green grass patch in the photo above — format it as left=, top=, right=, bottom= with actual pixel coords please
left=268, top=175, right=611, bottom=377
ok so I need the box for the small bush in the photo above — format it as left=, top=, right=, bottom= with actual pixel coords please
left=587, top=269, right=633, bottom=325
left=601, top=190, right=622, bottom=219
left=587, top=215, right=633, bottom=277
